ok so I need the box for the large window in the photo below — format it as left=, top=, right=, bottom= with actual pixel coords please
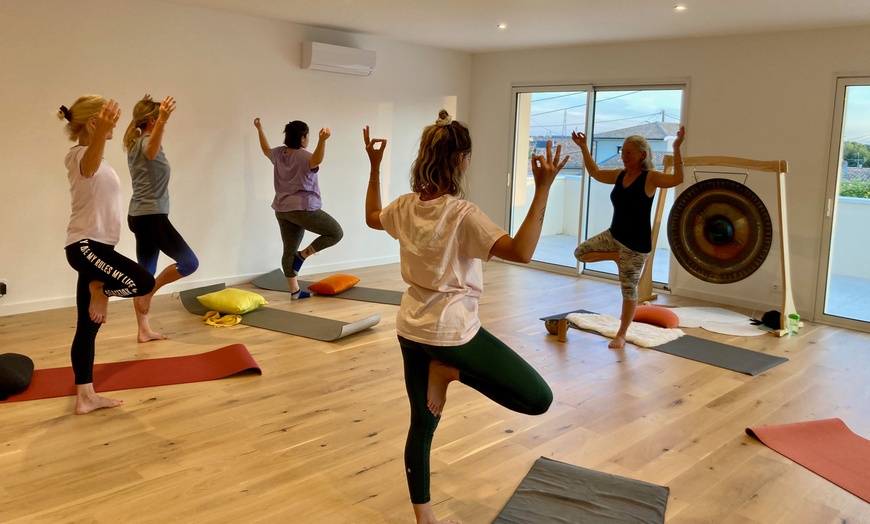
left=815, top=78, right=870, bottom=330
left=509, top=85, right=685, bottom=286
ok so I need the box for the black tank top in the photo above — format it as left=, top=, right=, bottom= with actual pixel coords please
left=609, top=170, right=653, bottom=253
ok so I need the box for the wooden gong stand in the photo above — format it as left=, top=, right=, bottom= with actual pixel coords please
left=637, top=155, right=797, bottom=336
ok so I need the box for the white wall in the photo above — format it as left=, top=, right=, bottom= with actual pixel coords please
left=469, top=26, right=870, bottom=318
left=0, top=0, right=471, bottom=315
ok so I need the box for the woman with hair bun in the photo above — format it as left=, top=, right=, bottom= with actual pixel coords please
left=571, top=126, right=685, bottom=349
left=254, top=117, right=343, bottom=298
left=58, top=95, right=155, bottom=414
left=364, top=110, right=567, bottom=524
left=122, top=94, right=198, bottom=342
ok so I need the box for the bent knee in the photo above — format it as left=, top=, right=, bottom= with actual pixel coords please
left=178, top=255, right=199, bottom=277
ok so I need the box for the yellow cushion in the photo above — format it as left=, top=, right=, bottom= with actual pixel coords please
left=633, top=305, right=680, bottom=329
left=197, top=288, right=267, bottom=315
left=307, top=274, right=360, bottom=295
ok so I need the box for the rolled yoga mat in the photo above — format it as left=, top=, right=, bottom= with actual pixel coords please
left=494, top=457, right=668, bottom=524
left=180, top=283, right=380, bottom=342
left=746, top=418, right=870, bottom=503
left=542, top=310, right=787, bottom=375
left=251, top=268, right=404, bottom=306
left=0, top=344, right=261, bottom=403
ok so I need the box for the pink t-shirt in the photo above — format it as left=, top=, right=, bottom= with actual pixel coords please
left=268, top=146, right=321, bottom=212
left=64, top=145, right=122, bottom=247
left=380, top=193, right=507, bottom=346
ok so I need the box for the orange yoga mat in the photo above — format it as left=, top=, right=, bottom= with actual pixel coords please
left=1, top=344, right=261, bottom=403
left=746, top=418, right=870, bottom=503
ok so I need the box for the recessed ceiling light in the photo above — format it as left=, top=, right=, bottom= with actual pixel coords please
left=497, top=23, right=507, bottom=30
left=674, top=5, right=687, bottom=11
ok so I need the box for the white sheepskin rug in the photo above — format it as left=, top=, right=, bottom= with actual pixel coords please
left=565, top=313, right=685, bottom=348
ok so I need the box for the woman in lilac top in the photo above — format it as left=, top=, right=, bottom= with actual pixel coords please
left=254, top=118, right=343, bottom=298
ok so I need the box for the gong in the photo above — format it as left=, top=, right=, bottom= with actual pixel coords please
left=668, top=178, right=772, bottom=284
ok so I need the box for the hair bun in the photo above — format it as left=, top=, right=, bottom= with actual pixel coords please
left=435, top=109, right=452, bottom=127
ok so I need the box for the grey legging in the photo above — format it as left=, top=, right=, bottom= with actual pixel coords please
left=275, top=209, right=343, bottom=277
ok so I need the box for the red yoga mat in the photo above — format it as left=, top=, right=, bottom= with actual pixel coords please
left=1, top=344, right=261, bottom=403
left=746, top=418, right=870, bottom=503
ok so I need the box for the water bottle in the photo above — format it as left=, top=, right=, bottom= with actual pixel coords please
left=787, top=313, right=800, bottom=336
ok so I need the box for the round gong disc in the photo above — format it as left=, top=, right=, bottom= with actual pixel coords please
left=667, top=178, right=772, bottom=283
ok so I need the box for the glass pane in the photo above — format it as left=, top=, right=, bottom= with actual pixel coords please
left=510, top=90, right=588, bottom=267
left=581, top=89, right=683, bottom=285
left=824, top=84, right=870, bottom=323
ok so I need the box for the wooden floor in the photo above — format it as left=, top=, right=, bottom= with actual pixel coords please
left=1, top=262, right=869, bottom=523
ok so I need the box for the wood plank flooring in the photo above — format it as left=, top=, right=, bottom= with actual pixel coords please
left=1, top=262, right=869, bottom=523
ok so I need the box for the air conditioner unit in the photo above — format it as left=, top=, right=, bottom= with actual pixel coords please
left=301, top=41, right=376, bottom=76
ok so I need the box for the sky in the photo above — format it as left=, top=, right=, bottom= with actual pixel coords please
left=844, top=85, right=870, bottom=145
left=529, top=89, right=683, bottom=137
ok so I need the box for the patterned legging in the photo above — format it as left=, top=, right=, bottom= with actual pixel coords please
left=575, top=229, right=648, bottom=301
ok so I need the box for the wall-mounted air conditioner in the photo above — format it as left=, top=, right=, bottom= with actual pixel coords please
left=301, top=41, right=376, bottom=77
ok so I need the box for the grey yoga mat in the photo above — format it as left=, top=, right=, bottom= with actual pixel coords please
left=251, top=268, right=404, bottom=306
left=180, top=284, right=380, bottom=342
left=543, top=309, right=787, bottom=376
left=494, top=457, right=668, bottom=524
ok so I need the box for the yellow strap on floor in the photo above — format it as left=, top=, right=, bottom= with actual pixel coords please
left=202, top=310, right=242, bottom=327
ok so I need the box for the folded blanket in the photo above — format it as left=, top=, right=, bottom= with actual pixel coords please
left=566, top=313, right=685, bottom=348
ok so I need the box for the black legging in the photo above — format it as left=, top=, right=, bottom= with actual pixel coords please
left=399, top=329, right=553, bottom=504
left=65, top=239, right=155, bottom=384
left=128, top=213, right=199, bottom=277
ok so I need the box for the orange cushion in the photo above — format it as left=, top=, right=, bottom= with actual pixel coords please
left=308, top=274, right=360, bottom=295
left=633, top=305, right=680, bottom=329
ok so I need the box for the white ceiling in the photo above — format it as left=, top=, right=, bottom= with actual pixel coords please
left=160, top=0, right=870, bottom=53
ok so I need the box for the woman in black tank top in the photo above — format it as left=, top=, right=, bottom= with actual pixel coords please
left=571, top=127, right=686, bottom=349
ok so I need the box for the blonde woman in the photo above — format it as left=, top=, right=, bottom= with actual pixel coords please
left=571, top=126, right=685, bottom=349
left=122, top=95, right=198, bottom=342
left=364, top=111, right=565, bottom=524
left=58, top=95, right=155, bottom=414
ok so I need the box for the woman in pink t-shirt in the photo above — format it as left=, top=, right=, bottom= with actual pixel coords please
left=364, top=111, right=568, bottom=524
left=58, top=95, right=155, bottom=414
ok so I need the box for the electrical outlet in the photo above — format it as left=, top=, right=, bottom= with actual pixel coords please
left=0, top=279, right=6, bottom=296
left=771, top=282, right=781, bottom=293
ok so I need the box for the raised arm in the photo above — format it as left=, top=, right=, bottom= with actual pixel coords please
left=571, top=131, right=620, bottom=184
left=490, top=140, right=569, bottom=263
left=80, top=100, right=120, bottom=179
left=647, top=125, right=686, bottom=189
left=253, top=118, right=271, bottom=157
left=363, top=126, right=387, bottom=230
left=309, top=127, right=331, bottom=169
left=144, top=96, right=175, bottom=160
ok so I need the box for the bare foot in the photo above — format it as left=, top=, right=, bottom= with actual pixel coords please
left=609, top=334, right=627, bottom=349
left=134, top=294, right=153, bottom=315
left=75, top=384, right=123, bottom=414
left=88, top=281, right=109, bottom=323
left=138, top=329, right=169, bottom=343
left=413, top=502, right=461, bottom=524
left=427, top=360, right=459, bottom=417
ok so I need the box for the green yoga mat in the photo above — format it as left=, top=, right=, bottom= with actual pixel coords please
left=180, top=284, right=380, bottom=342
left=251, top=268, right=403, bottom=306
left=494, top=457, right=668, bottom=524
left=543, top=310, right=787, bottom=376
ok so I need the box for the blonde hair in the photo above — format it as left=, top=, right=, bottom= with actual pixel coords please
left=57, top=95, right=106, bottom=142
left=123, top=97, right=160, bottom=152
left=410, top=110, right=471, bottom=198
left=624, top=135, right=655, bottom=171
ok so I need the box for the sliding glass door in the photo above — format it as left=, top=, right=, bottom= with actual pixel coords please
left=815, top=78, right=870, bottom=330
left=509, top=85, right=684, bottom=286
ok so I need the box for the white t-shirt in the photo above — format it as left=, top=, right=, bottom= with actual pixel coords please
left=64, top=145, right=122, bottom=247
left=380, top=193, right=507, bottom=346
